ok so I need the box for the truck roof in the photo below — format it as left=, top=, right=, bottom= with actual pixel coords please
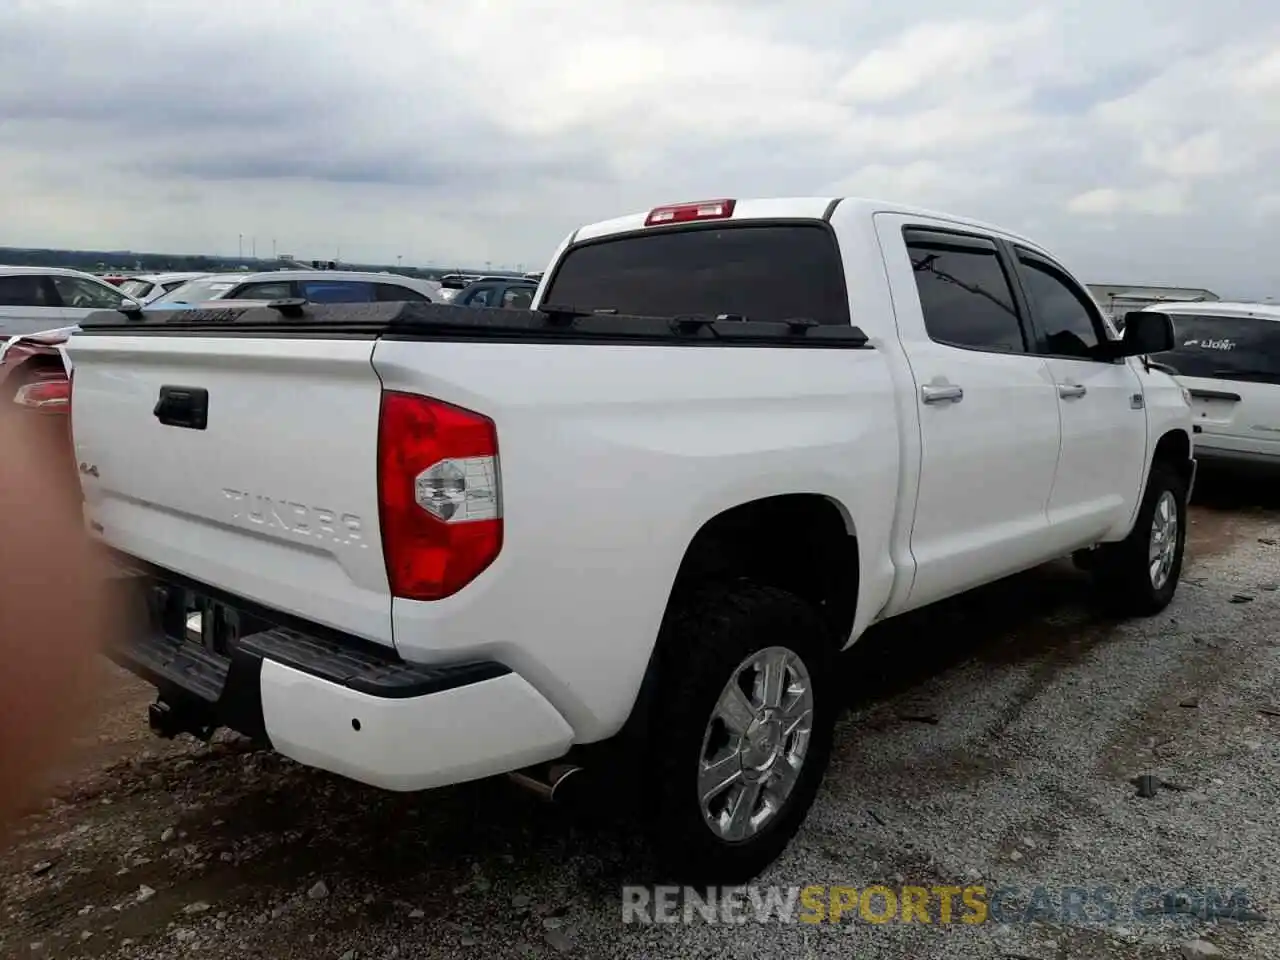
left=569, top=197, right=1047, bottom=252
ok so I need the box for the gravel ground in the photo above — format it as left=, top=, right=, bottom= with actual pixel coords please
left=3, top=466, right=1279, bottom=960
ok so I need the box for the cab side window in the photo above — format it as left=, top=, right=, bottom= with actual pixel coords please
left=1015, top=252, right=1107, bottom=360
left=905, top=230, right=1027, bottom=353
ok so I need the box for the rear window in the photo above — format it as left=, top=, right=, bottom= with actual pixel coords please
left=1154, top=313, right=1280, bottom=385
left=151, top=279, right=239, bottom=305
left=542, top=223, right=850, bottom=325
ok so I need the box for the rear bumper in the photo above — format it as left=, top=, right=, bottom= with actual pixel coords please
left=109, top=562, right=574, bottom=792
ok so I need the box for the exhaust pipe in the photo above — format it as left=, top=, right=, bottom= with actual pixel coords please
left=507, top=762, right=584, bottom=802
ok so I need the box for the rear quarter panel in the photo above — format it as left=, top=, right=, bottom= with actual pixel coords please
left=373, top=339, right=902, bottom=742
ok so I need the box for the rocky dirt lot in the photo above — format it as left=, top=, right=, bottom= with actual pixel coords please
left=3, top=467, right=1280, bottom=960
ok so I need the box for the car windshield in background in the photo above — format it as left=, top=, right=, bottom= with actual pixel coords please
left=1153, top=314, right=1280, bottom=385
left=542, top=223, right=851, bottom=325
left=150, top=279, right=239, bottom=305
left=118, top=279, right=155, bottom=299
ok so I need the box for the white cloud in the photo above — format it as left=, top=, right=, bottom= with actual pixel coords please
left=1067, top=182, right=1189, bottom=217
left=0, top=0, right=1276, bottom=296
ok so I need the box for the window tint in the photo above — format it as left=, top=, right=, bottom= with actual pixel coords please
left=1017, top=256, right=1103, bottom=359
left=463, top=286, right=496, bottom=307
left=0, top=275, right=52, bottom=307
left=300, top=280, right=375, bottom=303
left=542, top=224, right=850, bottom=325
left=374, top=283, right=428, bottom=302
left=162, top=278, right=193, bottom=293
left=502, top=286, right=534, bottom=309
left=1153, top=314, right=1280, bottom=385
left=236, top=281, right=295, bottom=301
left=51, top=275, right=125, bottom=309
left=906, top=239, right=1025, bottom=352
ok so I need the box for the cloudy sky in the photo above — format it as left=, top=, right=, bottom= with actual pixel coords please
left=1, top=0, right=1277, bottom=294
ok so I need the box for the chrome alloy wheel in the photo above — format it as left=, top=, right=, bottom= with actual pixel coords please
left=697, top=646, right=815, bottom=842
left=1149, top=489, right=1179, bottom=590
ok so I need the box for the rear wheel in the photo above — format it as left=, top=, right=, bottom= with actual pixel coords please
left=1093, top=462, right=1187, bottom=616
left=643, top=582, right=836, bottom=885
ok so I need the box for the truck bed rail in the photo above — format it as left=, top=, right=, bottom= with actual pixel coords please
left=76, top=301, right=871, bottom=349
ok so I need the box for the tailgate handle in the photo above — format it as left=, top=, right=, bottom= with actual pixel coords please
left=154, top=385, right=209, bottom=430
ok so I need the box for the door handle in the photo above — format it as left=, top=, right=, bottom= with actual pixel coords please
left=921, top=384, right=964, bottom=404
left=1057, top=383, right=1087, bottom=400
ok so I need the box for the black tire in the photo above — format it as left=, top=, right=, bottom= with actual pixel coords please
left=1093, top=461, right=1188, bottom=617
left=642, top=581, right=837, bottom=886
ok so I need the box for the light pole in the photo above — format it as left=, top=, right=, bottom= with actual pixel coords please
left=238, top=234, right=243, bottom=259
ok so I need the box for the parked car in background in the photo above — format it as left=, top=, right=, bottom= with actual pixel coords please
left=0, top=266, right=138, bottom=337
left=117, top=272, right=209, bottom=304
left=1146, top=301, right=1280, bottom=468
left=148, top=270, right=440, bottom=308
left=453, top=277, right=537, bottom=309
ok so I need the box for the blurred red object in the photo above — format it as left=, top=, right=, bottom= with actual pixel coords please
left=0, top=332, right=77, bottom=503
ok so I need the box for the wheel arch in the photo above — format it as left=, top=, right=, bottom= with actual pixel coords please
left=606, top=492, right=859, bottom=757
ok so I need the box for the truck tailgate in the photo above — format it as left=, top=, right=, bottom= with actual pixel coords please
left=68, top=334, right=393, bottom=646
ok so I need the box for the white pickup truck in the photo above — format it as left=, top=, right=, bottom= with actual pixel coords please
left=68, top=197, right=1195, bottom=884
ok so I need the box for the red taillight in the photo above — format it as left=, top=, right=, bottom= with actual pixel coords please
left=13, top=376, right=70, bottom=412
left=644, top=198, right=736, bottom=227
left=377, top=391, right=503, bottom=601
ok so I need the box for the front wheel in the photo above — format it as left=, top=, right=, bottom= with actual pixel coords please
left=1093, top=462, right=1188, bottom=616
left=643, top=582, right=837, bottom=885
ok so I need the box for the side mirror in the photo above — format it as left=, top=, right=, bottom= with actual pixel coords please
left=117, top=298, right=145, bottom=318
left=1110, top=310, right=1175, bottom=358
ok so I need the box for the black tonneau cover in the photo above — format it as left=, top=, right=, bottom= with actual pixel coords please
left=75, top=301, right=870, bottom=349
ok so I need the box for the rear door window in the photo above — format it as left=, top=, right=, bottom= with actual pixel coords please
left=235, top=280, right=296, bottom=301
left=542, top=223, right=850, bottom=324
left=0, top=275, right=54, bottom=307
left=1154, top=314, right=1280, bottom=385
left=904, top=231, right=1027, bottom=353
left=300, top=280, right=376, bottom=303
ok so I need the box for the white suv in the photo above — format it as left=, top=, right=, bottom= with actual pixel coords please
left=1146, top=301, right=1280, bottom=467
left=0, top=266, right=136, bottom=337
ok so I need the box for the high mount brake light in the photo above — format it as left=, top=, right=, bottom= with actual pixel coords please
left=377, top=392, right=503, bottom=601
left=644, top=199, right=736, bottom=227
